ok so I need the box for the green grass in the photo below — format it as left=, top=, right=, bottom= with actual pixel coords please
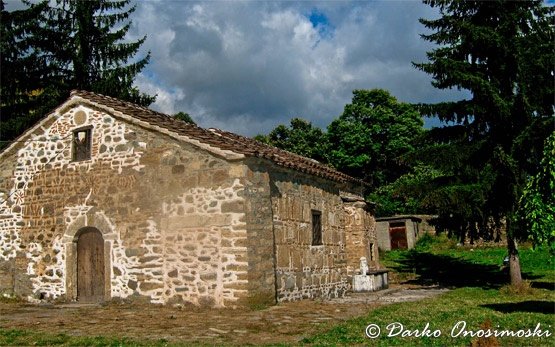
left=304, top=236, right=555, bottom=346
left=302, top=287, right=554, bottom=346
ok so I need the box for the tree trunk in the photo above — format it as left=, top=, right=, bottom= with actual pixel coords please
left=507, top=236, right=522, bottom=285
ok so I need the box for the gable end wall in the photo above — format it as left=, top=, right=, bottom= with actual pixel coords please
left=0, top=105, right=250, bottom=306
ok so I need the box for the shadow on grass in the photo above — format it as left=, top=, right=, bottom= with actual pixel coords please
left=481, top=301, right=555, bottom=314
left=389, top=251, right=542, bottom=289
left=531, top=281, right=555, bottom=291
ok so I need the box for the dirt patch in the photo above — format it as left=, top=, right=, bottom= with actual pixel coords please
left=0, top=285, right=447, bottom=345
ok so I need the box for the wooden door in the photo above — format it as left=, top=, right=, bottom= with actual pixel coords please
left=77, top=228, right=105, bottom=302
left=389, top=222, right=408, bottom=250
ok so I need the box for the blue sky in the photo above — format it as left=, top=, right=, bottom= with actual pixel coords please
left=7, top=0, right=469, bottom=134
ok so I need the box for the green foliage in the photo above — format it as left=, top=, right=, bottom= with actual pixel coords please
left=257, top=89, right=425, bottom=212
left=326, top=89, right=423, bottom=188
left=0, top=0, right=154, bottom=146
left=515, top=133, right=555, bottom=252
left=173, top=112, right=196, bottom=125
left=255, top=89, right=425, bottom=208
left=253, top=134, right=271, bottom=145
left=260, top=117, right=327, bottom=162
left=368, top=163, right=443, bottom=216
left=0, top=0, right=54, bottom=147
left=305, top=245, right=554, bottom=346
left=412, top=0, right=554, bottom=250
left=412, top=232, right=441, bottom=252
left=43, top=0, right=154, bottom=106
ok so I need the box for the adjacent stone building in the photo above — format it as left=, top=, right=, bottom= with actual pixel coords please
left=0, top=90, right=383, bottom=307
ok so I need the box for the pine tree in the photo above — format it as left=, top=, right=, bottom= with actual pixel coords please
left=414, top=0, right=554, bottom=285
left=1, top=0, right=154, bottom=147
left=44, top=0, right=155, bottom=106
left=0, top=0, right=52, bottom=146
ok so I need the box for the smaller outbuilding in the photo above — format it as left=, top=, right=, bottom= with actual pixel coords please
left=376, top=215, right=427, bottom=251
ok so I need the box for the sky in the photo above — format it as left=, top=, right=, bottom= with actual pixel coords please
left=7, top=0, right=471, bottom=136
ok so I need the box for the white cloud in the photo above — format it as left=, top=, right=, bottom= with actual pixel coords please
left=134, top=74, right=185, bottom=115
left=130, top=0, right=468, bottom=135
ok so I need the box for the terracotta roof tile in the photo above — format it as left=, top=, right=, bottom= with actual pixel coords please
left=70, top=90, right=364, bottom=185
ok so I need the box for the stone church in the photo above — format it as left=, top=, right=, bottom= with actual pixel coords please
left=0, top=90, right=383, bottom=307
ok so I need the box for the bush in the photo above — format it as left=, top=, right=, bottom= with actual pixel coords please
left=413, top=233, right=441, bottom=251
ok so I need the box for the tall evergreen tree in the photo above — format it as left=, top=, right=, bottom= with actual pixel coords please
left=1, top=0, right=154, bottom=147
left=43, top=0, right=155, bottom=105
left=0, top=0, right=51, bottom=146
left=414, top=0, right=554, bottom=285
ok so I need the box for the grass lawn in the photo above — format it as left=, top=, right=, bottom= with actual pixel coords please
left=303, top=235, right=555, bottom=346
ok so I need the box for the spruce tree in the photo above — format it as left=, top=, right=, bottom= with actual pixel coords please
left=414, top=0, right=554, bottom=285
left=44, top=0, right=155, bottom=106
left=1, top=0, right=154, bottom=147
left=0, top=0, right=51, bottom=146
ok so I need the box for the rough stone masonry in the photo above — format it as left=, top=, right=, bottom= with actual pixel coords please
left=0, top=90, right=385, bottom=307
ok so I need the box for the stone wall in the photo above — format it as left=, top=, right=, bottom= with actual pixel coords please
left=413, top=215, right=437, bottom=235
left=242, top=161, right=277, bottom=306
left=0, top=101, right=383, bottom=306
left=406, top=219, right=418, bottom=249
left=343, top=199, right=378, bottom=273
left=0, top=104, right=249, bottom=306
left=269, top=169, right=352, bottom=301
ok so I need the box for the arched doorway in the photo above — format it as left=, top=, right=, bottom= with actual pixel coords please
left=76, top=227, right=105, bottom=302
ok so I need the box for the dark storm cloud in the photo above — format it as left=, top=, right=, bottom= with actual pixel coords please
left=130, top=0, right=468, bottom=135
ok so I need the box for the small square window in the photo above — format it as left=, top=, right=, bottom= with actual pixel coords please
left=311, top=210, right=322, bottom=246
left=72, top=128, right=92, bottom=161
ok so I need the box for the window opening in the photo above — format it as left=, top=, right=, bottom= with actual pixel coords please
left=73, top=128, right=92, bottom=161
left=312, top=210, right=322, bottom=246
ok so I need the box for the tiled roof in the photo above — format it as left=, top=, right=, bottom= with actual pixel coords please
left=70, top=90, right=364, bottom=185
